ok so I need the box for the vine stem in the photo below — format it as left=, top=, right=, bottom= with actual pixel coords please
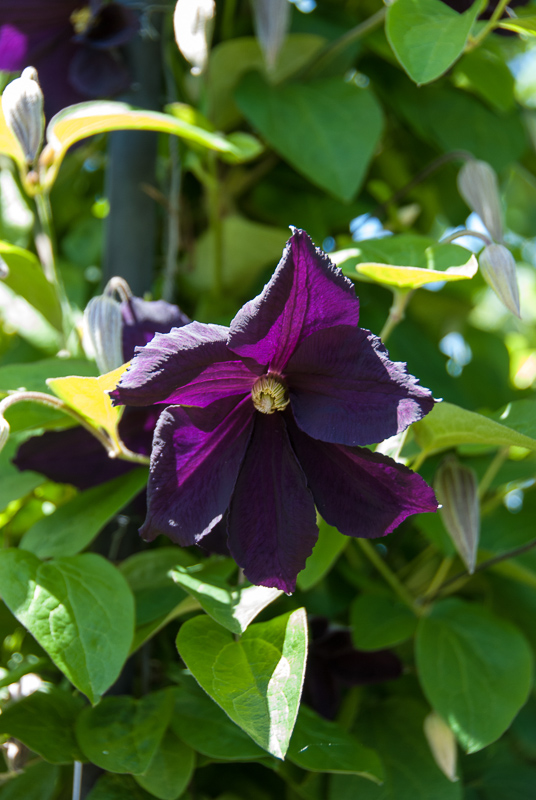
left=467, top=0, right=511, bottom=50
left=379, top=289, right=413, bottom=343
left=478, top=447, right=509, bottom=499
left=299, top=8, right=386, bottom=79
left=440, top=229, right=491, bottom=247
left=34, top=192, right=72, bottom=344
left=207, top=153, right=223, bottom=297
left=356, top=539, right=421, bottom=615
left=72, top=762, right=82, bottom=800
left=0, top=391, right=149, bottom=466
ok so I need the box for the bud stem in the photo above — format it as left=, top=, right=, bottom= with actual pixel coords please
left=478, top=446, right=509, bottom=499
left=380, top=288, right=413, bottom=343
left=440, top=229, right=491, bottom=247
left=0, top=391, right=149, bottom=466
left=355, top=538, right=421, bottom=615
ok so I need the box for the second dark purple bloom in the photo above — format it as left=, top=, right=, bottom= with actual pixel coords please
left=112, top=229, right=438, bottom=592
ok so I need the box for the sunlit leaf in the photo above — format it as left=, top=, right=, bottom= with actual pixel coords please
left=47, top=363, right=128, bottom=447
left=0, top=241, right=63, bottom=330
left=0, top=103, right=25, bottom=169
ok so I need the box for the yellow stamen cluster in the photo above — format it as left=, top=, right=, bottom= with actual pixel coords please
left=70, top=7, right=94, bottom=35
left=251, top=374, right=290, bottom=415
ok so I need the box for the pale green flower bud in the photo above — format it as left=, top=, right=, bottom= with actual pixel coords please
left=479, top=243, right=521, bottom=318
left=251, top=0, right=290, bottom=71
left=424, top=711, right=458, bottom=782
left=1, top=67, right=44, bottom=164
left=435, top=457, right=480, bottom=574
left=457, top=160, right=503, bottom=243
left=83, top=295, right=124, bottom=375
left=173, top=0, right=215, bottom=76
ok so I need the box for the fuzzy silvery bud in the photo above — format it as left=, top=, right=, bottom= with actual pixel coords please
left=435, top=457, right=480, bottom=574
left=1, top=67, right=44, bottom=164
left=424, top=711, right=458, bottom=782
left=457, top=160, right=503, bottom=243
left=479, top=243, right=521, bottom=318
left=83, top=295, right=124, bottom=375
left=250, top=0, right=290, bottom=71
left=173, top=0, right=215, bottom=76
left=0, top=416, right=10, bottom=454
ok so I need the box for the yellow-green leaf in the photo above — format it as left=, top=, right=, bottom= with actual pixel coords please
left=47, top=364, right=128, bottom=447
left=413, top=401, right=536, bottom=457
left=353, top=255, right=478, bottom=289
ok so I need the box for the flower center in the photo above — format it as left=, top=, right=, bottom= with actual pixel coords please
left=70, top=6, right=94, bottom=35
left=251, top=374, right=289, bottom=415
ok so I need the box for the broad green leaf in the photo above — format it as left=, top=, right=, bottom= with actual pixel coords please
left=171, top=565, right=282, bottom=634
left=0, top=242, right=63, bottom=330
left=176, top=609, right=308, bottom=758
left=0, top=550, right=135, bottom=703
left=235, top=74, right=383, bottom=201
left=47, top=363, right=128, bottom=448
left=288, top=705, right=383, bottom=781
left=413, top=402, right=536, bottom=457
left=416, top=598, right=533, bottom=752
left=0, top=686, right=85, bottom=763
left=386, top=0, right=481, bottom=85
left=452, top=49, right=516, bottom=113
left=190, top=215, right=287, bottom=295
left=207, top=34, right=326, bottom=129
left=297, top=516, right=348, bottom=591
left=45, top=101, right=261, bottom=176
left=0, top=104, right=25, bottom=170
left=76, top=691, right=173, bottom=774
left=492, top=399, right=536, bottom=441
left=354, top=254, right=477, bottom=289
left=0, top=436, right=43, bottom=510
left=330, top=697, right=462, bottom=800
left=171, top=684, right=266, bottom=761
left=134, top=728, right=195, bottom=800
left=86, top=774, right=154, bottom=800
left=350, top=594, right=417, bottom=651
left=120, top=547, right=196, bottom=626
left=499, top=17, right=536, bottom=35
left=20, top=468, right=148, bottom=558
left=0, top=761, right=59, bottom=800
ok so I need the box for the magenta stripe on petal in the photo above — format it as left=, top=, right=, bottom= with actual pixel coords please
left=140, top=398, right=254, bottom=545
left=228, top=229, right=359, bottom=373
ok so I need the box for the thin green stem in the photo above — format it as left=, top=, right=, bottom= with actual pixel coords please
left=221, top=0, right=237, bottom=40
left=478, top=447, right=509, bottom=499
left=0, top=391, right=149, bottom=466
left=380, top=289, right=413, bottom=343
left=440, top=229, right=491, bottom=247
left=298, top=8, right=386, bottom=80
left=422, top=556, right=454, bottom=599
left=411, top=450, right=428, bottom=473
left=34, top=192, right=71, bottom=343
left=356, top=539, right=421, bottom=615
left=467, top=0, right=510, bottom=49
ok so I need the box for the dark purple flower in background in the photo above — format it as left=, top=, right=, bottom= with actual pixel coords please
left=304, top=617, right=403, bottom=720
left=14, top=295, right=189, bottom=490
left=0, top=0, right=139, bottom=119
left=112, top=229, right=438, bottom=593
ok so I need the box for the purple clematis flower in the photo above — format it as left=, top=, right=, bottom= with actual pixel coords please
left=111, top=229, right=438, bottom=592
left=14, top=295, right=189, bottom=490
left=0, top=0, right=139, bottom=119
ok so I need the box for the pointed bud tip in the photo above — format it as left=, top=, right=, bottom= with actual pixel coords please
left=435, top=457, right=480, bottom=574
left=424, top=712, right=458, bottom=782
left=479, top=244, right=521, bottom=318
left=457, top=160, right=503, bottom=243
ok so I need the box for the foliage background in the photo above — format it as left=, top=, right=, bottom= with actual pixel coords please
left=1, top=0, right=536, bottom=798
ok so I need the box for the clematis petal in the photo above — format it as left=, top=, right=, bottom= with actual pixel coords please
left=140, top=398, right=254, bottom=545
left=228, top=229, right=359, bottom=373
left=120, top=296, right=190, bottom=360
left=69, top=46, right=131, bottom=97
left=227, top=412, right=318, bottom=593
left=286, top=415, right=438, bottom=539
left=111, top=321, right=258, bottom=408
left=13, top=425, right=134, bottom=490
left=0, top=25, right=28, bottom=70
left=286, top=325, right=434, bottom=446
